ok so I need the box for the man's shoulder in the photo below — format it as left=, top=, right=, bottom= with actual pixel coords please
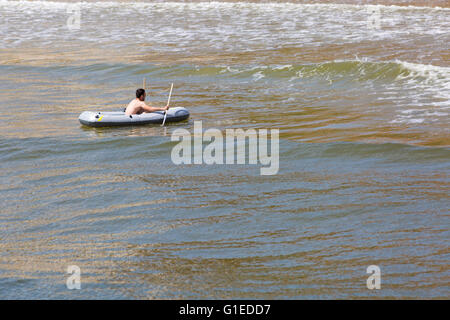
left=128, top=99, right=141, bottom=106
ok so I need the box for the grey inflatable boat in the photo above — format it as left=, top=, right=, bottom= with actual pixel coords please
left=79, top=107, right=189, bottom=127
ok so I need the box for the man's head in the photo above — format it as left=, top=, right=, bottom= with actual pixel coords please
left=136, top=88, right=146, bottom=101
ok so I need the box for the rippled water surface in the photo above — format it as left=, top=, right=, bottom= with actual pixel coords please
left=0, top=0, right=449, bottom=299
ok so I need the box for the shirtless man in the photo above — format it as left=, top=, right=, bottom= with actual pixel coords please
left=125, top=88, right=169, bottom=115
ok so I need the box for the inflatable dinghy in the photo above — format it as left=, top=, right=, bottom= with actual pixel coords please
left=79, top=107, right=189, bottom=127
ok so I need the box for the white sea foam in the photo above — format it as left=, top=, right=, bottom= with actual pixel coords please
left=390, top=118, right=425, bottom=124
left=2, top=2, right=448, bottom=56
left=396, top=61, right=450, bottom=83
left=252, top=71, right=265, bottom=81
left=1, top=1, right=449, bottom=11
left=389, top=60, right=450, bottom=124
left=273, top=65, right=293, bottom=71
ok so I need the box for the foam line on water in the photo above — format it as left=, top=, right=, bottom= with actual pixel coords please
left=1, top=0, right=450, bottom=11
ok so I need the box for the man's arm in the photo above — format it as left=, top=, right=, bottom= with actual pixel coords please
left=141, top=102, right=169, bottom=113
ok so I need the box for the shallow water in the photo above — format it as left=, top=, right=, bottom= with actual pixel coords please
left=0, top=0, right=449, bottom=299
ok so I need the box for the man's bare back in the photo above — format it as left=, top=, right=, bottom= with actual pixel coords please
left=125, top=89, right=169, bottom=115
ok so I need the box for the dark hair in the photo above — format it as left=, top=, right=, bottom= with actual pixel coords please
left=136, top=88, right=145, bottom=98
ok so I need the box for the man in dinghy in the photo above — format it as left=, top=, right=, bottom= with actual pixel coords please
left=125, top=88, right=169, bottom=115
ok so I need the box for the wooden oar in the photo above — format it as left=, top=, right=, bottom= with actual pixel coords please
left=161, top=83, right=173, bottom=126
left=143, top=78, right=146, bottom=100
